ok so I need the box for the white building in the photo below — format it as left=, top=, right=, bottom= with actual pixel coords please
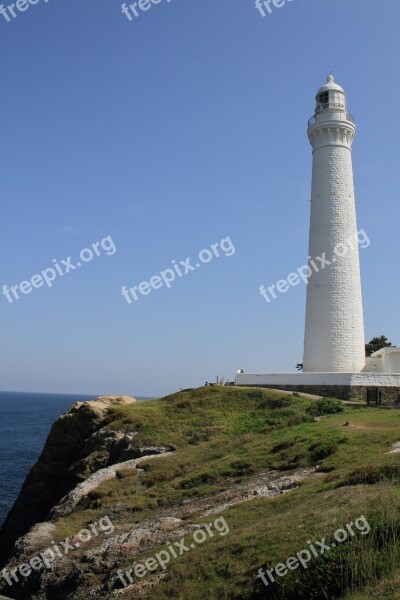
left=363, top=347, right=400, bottom=374
left=236, top=75, right=400, bottom=403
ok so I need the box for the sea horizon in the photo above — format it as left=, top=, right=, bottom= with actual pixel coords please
left=0, top=390, right=154, bottom=399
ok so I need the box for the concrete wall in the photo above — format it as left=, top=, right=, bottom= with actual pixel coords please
left=387, top=353, right=400, bottom=374
left=235, top=383, right=400, bottom=405
left=362, top=356, right=383, bottom=373
left=235, top=372, right=400, bottom=405
left=236, top=372, right=400, bottom=387
left=363, top=349, right=400, bottom=374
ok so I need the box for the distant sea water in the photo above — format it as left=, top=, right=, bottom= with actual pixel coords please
left=0, top=391, right=148, bottom=528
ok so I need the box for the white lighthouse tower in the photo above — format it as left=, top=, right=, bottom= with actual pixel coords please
left=236, top=75, right=400, bottom=402
left=302, top=75, right=365, bottom=373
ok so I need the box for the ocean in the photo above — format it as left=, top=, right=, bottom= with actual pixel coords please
left=0, top=391, right=143, bottom=528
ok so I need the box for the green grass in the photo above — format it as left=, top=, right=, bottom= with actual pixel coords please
left=51, top=387, right=400, bottom=599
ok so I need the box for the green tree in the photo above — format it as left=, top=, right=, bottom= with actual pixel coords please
left=365, top=335, right=393, bottom=357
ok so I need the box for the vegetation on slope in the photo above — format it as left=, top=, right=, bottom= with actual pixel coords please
left=39, top=388, right=400, bottom=598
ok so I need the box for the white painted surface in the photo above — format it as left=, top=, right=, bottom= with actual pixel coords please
left=236, top=372, right=400, bottom=387
left=369, top=347, right=400, bottom=374
left=362, top=356, right=383, bottom=373
left=303, top=76, right=365, bottom=373
left=389, top=355, right=400, bottom=373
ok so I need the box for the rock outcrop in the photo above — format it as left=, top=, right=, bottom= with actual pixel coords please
left=0, top=396, right=138, bottom=569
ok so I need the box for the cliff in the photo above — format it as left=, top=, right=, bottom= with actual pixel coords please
left=0, top=395, right=171, bottom=570
left=0, top=388, right=400, bottom=600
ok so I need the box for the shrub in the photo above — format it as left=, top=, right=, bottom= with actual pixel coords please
left=309, top=441, right=338, bottom=463
left=257, top=395, right=294, bottom=410
left=340, top=464, right=400, bottom=487
left=271, top=440, right=296, bottom=454
left=144, top=472, right=169, bottom=487
left=179, top=472, right=217, bottom=489
left=229, top=460, right=254, bottom=475
left=306, top=398, right=344, bottom=417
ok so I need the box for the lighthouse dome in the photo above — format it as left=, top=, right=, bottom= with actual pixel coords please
left=315, top=74, right=346, bottom=114
left=316, top=74, right=344, bottom=95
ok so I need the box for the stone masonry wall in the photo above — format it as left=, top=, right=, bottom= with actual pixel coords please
left=237, top=384, right=400, bottom=406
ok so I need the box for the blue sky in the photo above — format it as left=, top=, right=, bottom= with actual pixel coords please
left=1, top=0, right=399, bottom=397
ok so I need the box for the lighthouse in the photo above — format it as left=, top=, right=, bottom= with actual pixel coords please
left=303, top=75, right=365, bottom=373
left=236, top=75, right=400, bottom=403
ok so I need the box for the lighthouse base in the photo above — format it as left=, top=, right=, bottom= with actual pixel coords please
left=235, top=372, right=400, bottom=405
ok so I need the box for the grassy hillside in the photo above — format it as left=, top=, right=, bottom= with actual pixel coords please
left=51, top=387, right=400, bottom=599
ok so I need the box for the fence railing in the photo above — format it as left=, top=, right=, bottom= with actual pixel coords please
left=308, top=112, right=355, bottom=128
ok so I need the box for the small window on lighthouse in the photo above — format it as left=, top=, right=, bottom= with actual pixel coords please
left=317, top=91, right=329, bottom=110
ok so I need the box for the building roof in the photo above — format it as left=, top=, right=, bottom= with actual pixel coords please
left=316, top=74, right=345, bottom=96
left=371, top=347, right=400, bottom=358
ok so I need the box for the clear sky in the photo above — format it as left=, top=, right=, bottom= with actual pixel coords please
left=1, top=0, right=399, bottom=397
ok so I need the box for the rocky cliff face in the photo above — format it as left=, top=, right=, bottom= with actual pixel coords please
left=0, top=396, right=143, bottom=569
left=0, top=389, right=319, bottom=600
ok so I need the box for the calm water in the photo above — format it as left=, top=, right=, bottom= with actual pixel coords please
left=0, top=391, right=143, bottom=527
